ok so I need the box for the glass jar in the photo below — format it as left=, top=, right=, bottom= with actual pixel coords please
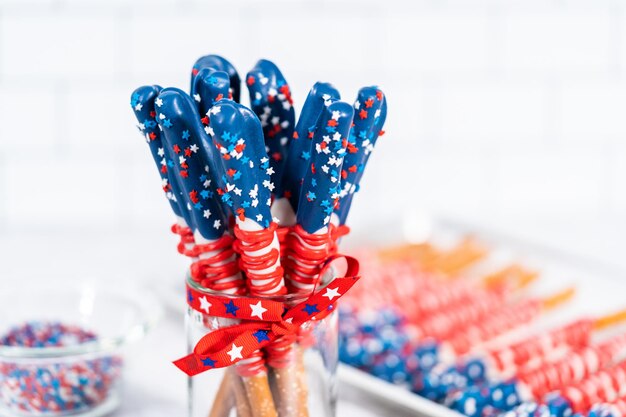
left=186, top=274, right=339, bottom=417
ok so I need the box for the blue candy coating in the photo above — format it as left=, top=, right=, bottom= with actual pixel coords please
left=246, top=59, right=295, bottom=197
left=545, top=393, right=574, bottom=417
left=155, top=88, right=228, bottom=240
left=489, top=381, right=521, bottom=412
left=282, top=82, right=340, bottom=211
left=207, top=99, right=274, bottom=228
left=191, top=55, right=241, bottom=103
left=296, top=100, right=353, bottom=233
left=130, top=85, right=191, bottom=224
left=193, top=68, right=231, bottom=117
left=336, top=86, right=387, bottom=225
left=450, top=385, right=491, bottom=417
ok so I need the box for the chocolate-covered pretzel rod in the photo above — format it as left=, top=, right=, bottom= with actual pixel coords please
left=131, top=86, right=190, bottom=224
left=246, top=59, right=295, bottom=202
left=209, top=99, right=285, bottom=417
left=285, top=99, right=353, bottom=294
left=191, top=54, right=241, bottom=103
left=278, top=82, right=341, bottom=224
left=335, top=86, right=387, bottom=226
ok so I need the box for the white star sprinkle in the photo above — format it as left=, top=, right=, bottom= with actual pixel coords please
left=209, top=106, right=221, bottom=115
left=213, top=220, right=221, bottom=229
left=193, top=94, right=201, bottom=102
left=203, top=210, right=211, bottom=219
left=155, top=98, right=163, bottom=107
left=134, top=103, right=143, bottom=111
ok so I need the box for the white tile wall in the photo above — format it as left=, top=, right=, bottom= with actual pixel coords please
left=0, top=0, right=624, bottom=235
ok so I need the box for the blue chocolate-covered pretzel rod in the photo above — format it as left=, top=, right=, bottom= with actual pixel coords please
left=297, top=100, right=353, bottom=234
left=208, top=99, right=284, bottom=296
left=130, top=85, right=192, bottom=227
left=193, top=68, right=231, bottom=117
left=191, top=55, right=241, bottom=104
left=335, top=87, right=387, bottom=225
left=155, top=88, right=228, bottom=242
left=245, top=59, right=295, bottom=199
left=279, top=82, right=340, bottom=222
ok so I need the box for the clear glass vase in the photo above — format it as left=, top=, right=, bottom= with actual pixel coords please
left=186, top=275, right=339, bottom=417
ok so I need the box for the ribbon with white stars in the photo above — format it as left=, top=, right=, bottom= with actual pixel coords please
left=174, top=255, right=359, bottom=376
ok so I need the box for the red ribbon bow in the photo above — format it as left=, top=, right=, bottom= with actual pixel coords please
left=173, top=255, right=360, bottom=376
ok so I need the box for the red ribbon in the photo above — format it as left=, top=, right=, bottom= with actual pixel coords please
left=173, top=255, right=360, bottom=377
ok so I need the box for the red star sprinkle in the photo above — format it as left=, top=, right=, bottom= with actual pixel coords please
left=328, top=119, right=338, bottom=127
left=148, top=132, right=157, bottom=140
left=180, top=171, right=189, bottom=178
left=247, top=76, right=255, bottom=86
left=173, top=145, right=181, bottom=154
left=365, top=98, right=374, bottom=108
left=272, top=152, right=282, bottom=161
left=376, top=90, right=383, bottom=101
left=359, top=109, right=368, bottom=120
left=227, top=168, right=237, bottom=177
left=236, top=208, right=245, bottom=221
left=189, top=190, right=199, bottom=204
left=184, top=148, right=192, bottom=157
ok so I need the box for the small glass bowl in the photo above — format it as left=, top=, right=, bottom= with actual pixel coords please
left=0, top=280, right=162, bottom=417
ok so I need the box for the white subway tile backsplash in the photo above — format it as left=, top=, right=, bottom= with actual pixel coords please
left=384, top=12, right=491, bottom=72
left=440, top=81, right=545, bottom=142
left=560, top=81, right=626, bottom=139
left=5, top=154, right=122, bottom=230
left=0, top=84, right=58, bottom=150
left=0, top=12, right=122, bottom=79
left=0, top=1, right=624, bottom=234
left=502, top=11, right=611, bottom=72
left=66, top=84, right=137, bottom=148
left=128, top=9, right=245, bottom=82
left=493, top=145, right=606, bottom=215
